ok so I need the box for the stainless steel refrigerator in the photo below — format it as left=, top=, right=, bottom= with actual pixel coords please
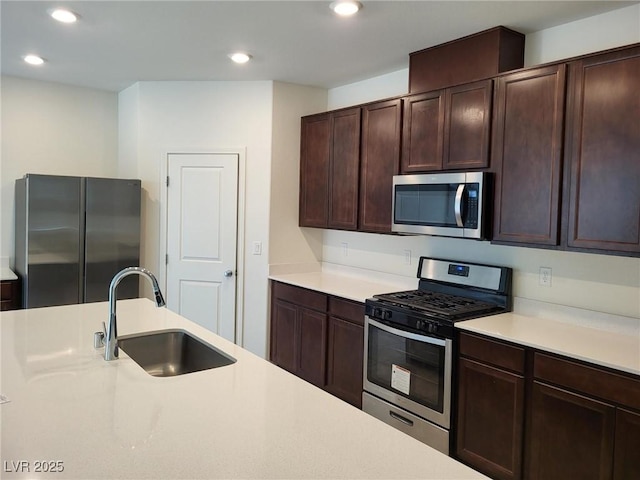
left=15, top=174, right=141, bottom=308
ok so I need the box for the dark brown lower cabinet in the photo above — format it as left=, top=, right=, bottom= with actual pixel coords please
left=526, top=382, right=615, bottom=480
left=296, top=308, right=328, bottom=387
left=270, top=282, right=364, bottom=407
left=270, top=282, right=327, bottom=387
left=614, top=409, right=640, bottom=480
left=1, top=279, right=21, bottom=311
left=325, top=297, right=365, bottom=408
left=456, top=358, right=524, bottom=480
left=456, top=333, right=525, bottom=480
left=456, top=332, right=640, bottom=480
left=271, top=299, right=298, bottom=374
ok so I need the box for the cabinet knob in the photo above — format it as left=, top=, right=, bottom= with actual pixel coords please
left=223, top=270, right=234, bottom=277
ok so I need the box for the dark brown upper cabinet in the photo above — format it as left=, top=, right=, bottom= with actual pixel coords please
left=492, top=64, right=567, bottom=246
left=299, top=113, right=330, bottom=228
left=564, top=46, right=640, bottom=256
left=359, top=99, right=402, bottom=233
left=401, top=90, right=444, bottom=172
left=299, top=108, right=361, bottom=230
left=329, top=108, right=361, bottom=230
left=402, top=79, right=493, bottom=173
left=409, top=26, right=524, bottom=94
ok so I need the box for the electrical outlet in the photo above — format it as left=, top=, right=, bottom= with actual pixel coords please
left=252, top=241, right=262, bottom=255
left=404, top=249, right=412, bottom=265
left=341, top=242, right=348, bottom=257
left=539, top=267, right=552, bottom=287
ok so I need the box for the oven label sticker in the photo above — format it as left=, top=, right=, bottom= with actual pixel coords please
left=391, top=364, right=411, bottom=396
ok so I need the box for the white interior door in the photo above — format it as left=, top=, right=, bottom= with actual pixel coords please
left=166, top=153, right=238, bottom=342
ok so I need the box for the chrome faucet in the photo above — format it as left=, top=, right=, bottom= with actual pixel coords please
left=95, top=267, right=166, bottom=361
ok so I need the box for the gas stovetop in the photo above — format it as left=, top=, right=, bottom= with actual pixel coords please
left=372, top=289, right=503, bottom=320
left=365, top=257, right=513, bottom=338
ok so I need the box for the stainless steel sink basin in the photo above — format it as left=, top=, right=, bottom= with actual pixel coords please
left=119, top=329, right=236, bottom=377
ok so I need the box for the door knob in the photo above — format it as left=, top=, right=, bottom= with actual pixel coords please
left=223, top=270, right=234, bottom=277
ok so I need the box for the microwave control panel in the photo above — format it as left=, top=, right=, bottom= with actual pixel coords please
left=464, top=185, right=479, bottom=228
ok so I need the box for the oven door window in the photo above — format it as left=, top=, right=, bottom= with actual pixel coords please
left=366, top=321, right=446, bottom=413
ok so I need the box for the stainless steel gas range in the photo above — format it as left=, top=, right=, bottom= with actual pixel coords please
left=362, top=256, right=512, bottom=455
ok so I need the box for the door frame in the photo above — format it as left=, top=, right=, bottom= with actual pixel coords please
left=159, top=147, right=247, bottom=345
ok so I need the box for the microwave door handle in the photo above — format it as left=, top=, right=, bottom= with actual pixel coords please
left=454, top=184, right=465, bottom=227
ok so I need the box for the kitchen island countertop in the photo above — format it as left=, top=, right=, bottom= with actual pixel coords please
left=0, top=299, right=486, bottom=479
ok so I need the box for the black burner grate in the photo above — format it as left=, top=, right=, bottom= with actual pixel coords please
left=373, top=290, right=499, bottom=318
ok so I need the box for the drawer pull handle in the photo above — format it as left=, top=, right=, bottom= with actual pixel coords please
left=389, top=411, right=414, bottom=427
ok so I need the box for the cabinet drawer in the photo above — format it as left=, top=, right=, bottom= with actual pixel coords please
left=534, top=352, right=640, bottom=411
left=1, top=281, right=14, bottom=300
left=459, top=332, right=525, bottom=374
left=328, top=297, right=364, bottom=326
left=272, top=282, right=327, bottom=312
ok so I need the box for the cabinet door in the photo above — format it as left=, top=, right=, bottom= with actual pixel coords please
left=328, top=108, right=361, bottom=230
left=527, top=381, right=615, bottom=480
left=299, top=113, right=330, bottom=227
left=443, top=79, right=493, bottom=170
left=297, top=307, right=327, bottom=387
left=326, top=316, right=364, bottom=408
left=492, top=65, right=566, bottom=245
left=270, top=299, right=298, bottom=374
left=0, top=280, right=21, bottom=311
left=614, top=408, right=640, bottom=480
left=401, top=91, right=445, bottom=172
left=359, top=99, right=402, bottom=233
left=565, top=46, right=640, bottom=254
left=456, top=358, right=525, bottom=480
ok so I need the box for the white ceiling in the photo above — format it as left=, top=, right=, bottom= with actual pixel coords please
left=1, top=1, right=636, bottom=92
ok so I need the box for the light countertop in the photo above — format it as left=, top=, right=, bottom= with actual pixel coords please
left=0, top=299, right=486, bottom=479
left=270, top=269, right=639, bottom=377
left=1, top=267, right=18, bottom=281
left=456, top=313, right=640, bottom=376
left=268, top=268, right=416, bottom=303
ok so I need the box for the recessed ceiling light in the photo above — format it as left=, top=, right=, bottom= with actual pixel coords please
left=49, top=8, right=78, bottom=23
left=24, top=54, right=46, bottom=66
left=330, top=1, right=362, bottom=17
left=228, top=52, right=252, bottom=64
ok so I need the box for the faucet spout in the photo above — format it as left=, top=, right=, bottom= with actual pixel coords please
left=103, top=267, right=165, bottom=361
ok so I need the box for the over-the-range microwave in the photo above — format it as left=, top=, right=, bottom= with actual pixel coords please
left=392, top=171, right=489, bottom=239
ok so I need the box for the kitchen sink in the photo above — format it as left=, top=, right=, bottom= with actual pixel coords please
left=119, top=329, right=236, bottom=377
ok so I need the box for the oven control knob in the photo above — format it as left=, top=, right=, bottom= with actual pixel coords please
left=381, top=309, right=392, bottom=321
left=427, top=322, right=438, bottom=334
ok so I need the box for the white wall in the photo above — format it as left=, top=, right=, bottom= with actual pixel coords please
left=119, top=80, right=281, bottom=357
left=328, top=69, right=409, bottom=110
left=323, top=6, right=640, bottom=319
left=327, top=3, right=640, bottom=111
left=269, top=82, right=327, bottom=268
left=524, top=4, right=640, bottom=66
left=0, top=76, right=118, bottom=264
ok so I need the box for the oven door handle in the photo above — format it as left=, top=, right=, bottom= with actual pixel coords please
left=367, top=318, right=446, bottom=347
